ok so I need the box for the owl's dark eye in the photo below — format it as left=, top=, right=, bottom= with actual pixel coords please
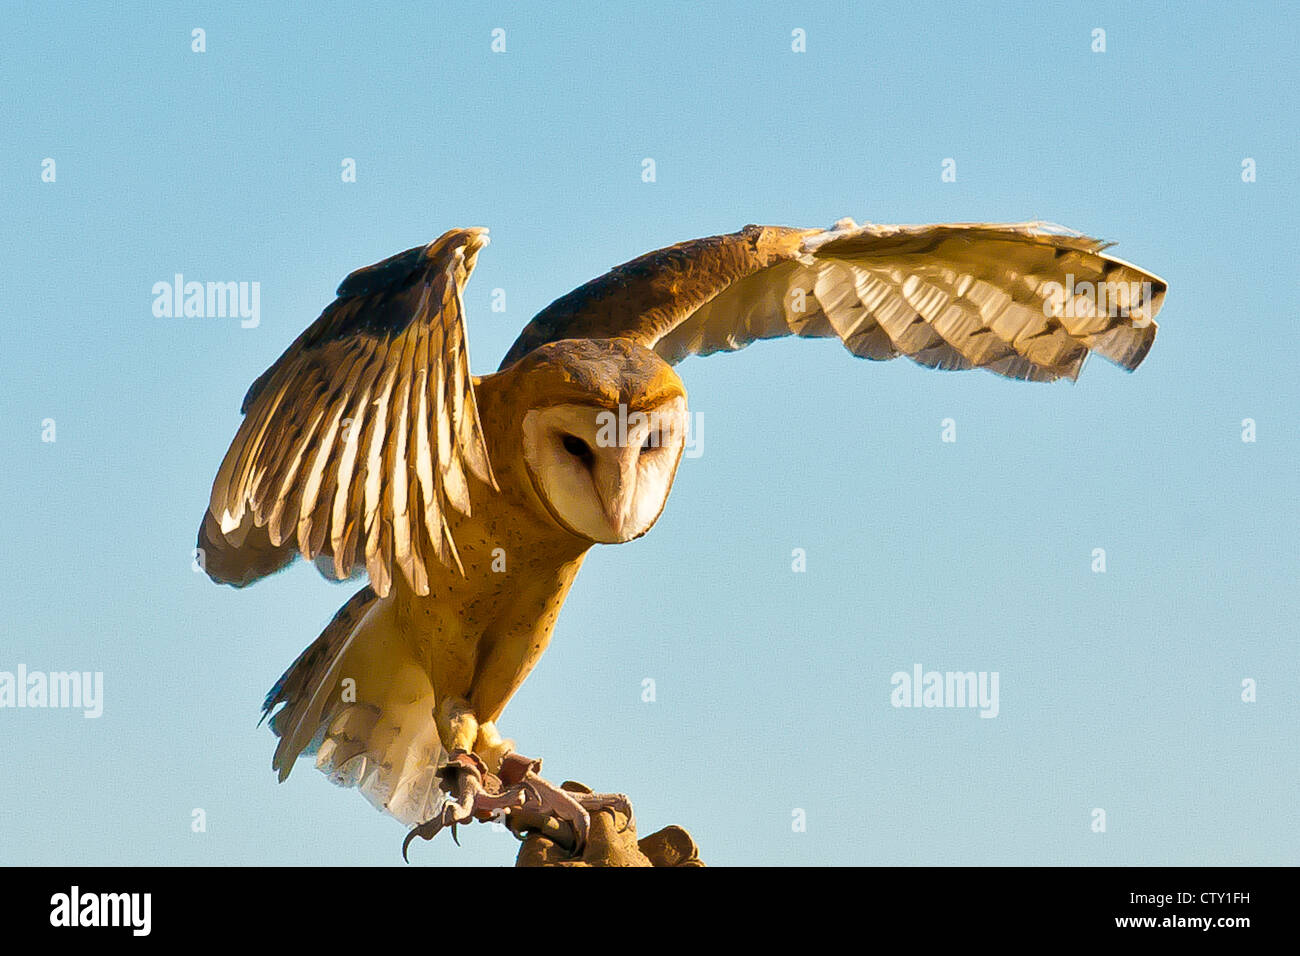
left=641, top=430, right=663, bottom=453
left=561, top=434, right=593, bottom=464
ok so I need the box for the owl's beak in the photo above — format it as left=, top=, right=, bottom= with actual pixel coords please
left=592, top=446, right=640, bottom=542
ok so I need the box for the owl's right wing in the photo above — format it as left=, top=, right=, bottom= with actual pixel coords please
left=500, top=220, right=1166, bottom=382
left=197, top=228, right=495, bottom=598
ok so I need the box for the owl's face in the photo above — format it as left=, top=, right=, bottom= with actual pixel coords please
left=521, top=396, right=688, bottom=544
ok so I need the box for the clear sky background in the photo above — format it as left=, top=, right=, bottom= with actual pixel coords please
left=2, top=1, right=1296, bottom=866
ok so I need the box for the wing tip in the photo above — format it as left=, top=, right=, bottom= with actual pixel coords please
left=335, top=228, right=490, bottom=299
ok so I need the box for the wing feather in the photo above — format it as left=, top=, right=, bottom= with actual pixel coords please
left=501, top=220, right=1166, bottom=384
left=388, top=324, right=420, bottom=591
left=197, top=228, right=494, bottom=596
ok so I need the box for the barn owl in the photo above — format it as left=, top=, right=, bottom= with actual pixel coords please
left=197, top=219, right=1166, bottom=852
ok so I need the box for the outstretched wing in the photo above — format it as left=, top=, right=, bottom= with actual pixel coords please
left=198, top=227, right=495, bottom=597
left=500, top=220, right=1166, bottom=382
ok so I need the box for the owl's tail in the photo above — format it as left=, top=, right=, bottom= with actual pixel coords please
left=261, top=586, right=445, bottom=826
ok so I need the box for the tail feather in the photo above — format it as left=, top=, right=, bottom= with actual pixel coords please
left=262, top=586, right=446, bottom=825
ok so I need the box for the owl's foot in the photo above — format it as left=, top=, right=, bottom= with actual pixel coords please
left=401, top=750, right=633, bottom=861
left=496, top=753, right=635, bottom=853
left=400, top=751, right=525, bottom=861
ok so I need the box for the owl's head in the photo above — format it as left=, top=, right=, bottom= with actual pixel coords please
left=516, top=339, right=689, bottom=544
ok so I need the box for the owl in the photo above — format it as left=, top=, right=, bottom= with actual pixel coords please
left=197, top=219, right=1165, bottom=851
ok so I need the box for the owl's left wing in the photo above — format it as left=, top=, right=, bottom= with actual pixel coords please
left=500, top=220, right=1166, bottom=382
left=198, top=228, right=495, bottom=597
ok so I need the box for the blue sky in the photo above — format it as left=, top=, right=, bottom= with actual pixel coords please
left=1, top=1, right=1296, bottom=866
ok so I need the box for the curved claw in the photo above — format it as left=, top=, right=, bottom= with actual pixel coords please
left=401, top=800, right=470, bottom=862
left=564, top=788, right=634, bottom=836
left=587, top=792, right=634, bottom=833
left=505, top=811, right=578, bottom=850
left=402, top=822, right=433, bottom=863
left=617, top=795, right=635, bottom=833
left=513, top=773, right=594, bottom=855
left=565, top=805, right=592, bottom=853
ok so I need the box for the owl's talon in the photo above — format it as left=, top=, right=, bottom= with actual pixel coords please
left=402, top=749, right=487, bottom=860
left=594, top=792, right=633, bottom=832
left=559, top=781, right=634, bottom=834
left=402, top=800, right=468, bottom=861
left=605, top=794, right=634, bottom=833
left=507, top=772, right=645, bottom=855
left=402, top=749, right=635, bottom=860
